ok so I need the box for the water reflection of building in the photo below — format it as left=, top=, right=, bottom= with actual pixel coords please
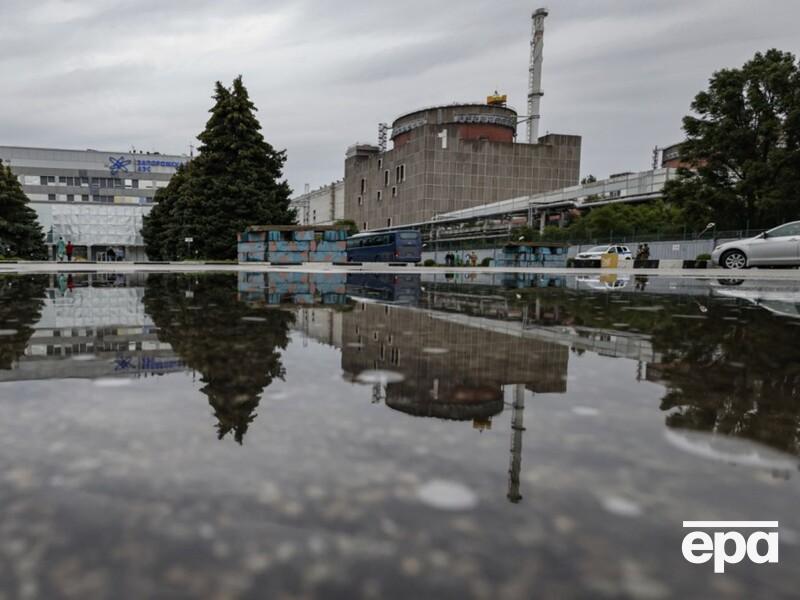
left=341, top=302, right=568, bottom=422
left=0, top=273, right=184, bottom=382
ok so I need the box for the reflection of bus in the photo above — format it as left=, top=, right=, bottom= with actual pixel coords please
left=346, top=273, right=421, bottom=304
left=346, top=231, right=421, bottom=263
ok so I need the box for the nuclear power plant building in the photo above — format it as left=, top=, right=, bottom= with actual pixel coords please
left=344, top=103, right=581, bottom=230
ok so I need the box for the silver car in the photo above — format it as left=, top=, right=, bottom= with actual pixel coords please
left=711, top=221, right=800, bottom=269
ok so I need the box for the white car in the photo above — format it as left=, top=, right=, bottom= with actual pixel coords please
left=576, top=245, right=633, bottom=261
left=711, top=221, right=800, bottom=269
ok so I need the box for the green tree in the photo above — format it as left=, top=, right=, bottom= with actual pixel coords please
left=143, top=76, right=295, bottom=260
left=142, top=163, right=192, bottom=260
left=0, top=160, right=47, bottom=259
left=334, top=219, right=359, bottom=236
left=664, top=49, right=800, bottom=230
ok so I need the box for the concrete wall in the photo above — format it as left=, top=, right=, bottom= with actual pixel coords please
left=567, top=239, right=721, bottom=261
left=421, top=238, right=735, bottom=265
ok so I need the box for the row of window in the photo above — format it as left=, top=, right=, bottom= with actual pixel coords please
left=28, top=175, right=165, bottom=189
left=358, top=219, right=393, bottom=230
left=44, top=193, right=147, bottom=204
left=359, top=164, right=407, bottom=194
left=356, top=186, right=399, bottom=207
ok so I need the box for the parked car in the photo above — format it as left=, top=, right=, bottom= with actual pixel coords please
left=575, top=245, right=633, bottom=261
left=711, top=221, right=800, bottom=269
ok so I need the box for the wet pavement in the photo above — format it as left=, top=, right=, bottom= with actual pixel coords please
left=0, top=271, right=798, bottom=599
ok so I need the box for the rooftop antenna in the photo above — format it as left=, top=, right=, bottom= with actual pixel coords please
left=527, top=8, right=548, bottom=144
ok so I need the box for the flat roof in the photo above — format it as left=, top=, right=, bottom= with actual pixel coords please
left=392, top=102, right=518, bottom=124
left=245, top=225, right=344, bottom=232
left=0, top=144, right=188, bottom=158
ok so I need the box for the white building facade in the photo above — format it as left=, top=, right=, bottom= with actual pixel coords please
left=290, top=180, right=344, bottom=226
left=0, top=145, right=188, bottom=261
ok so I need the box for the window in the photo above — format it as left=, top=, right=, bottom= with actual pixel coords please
left=767, top=222, right=800, bottom=237
left=80, top=177, right=89, bottom=186
left=66, top=194, right=74, bottom=202
left=400, top=164, right=406, bottom=181
left=384, top=170, right=389, bottom=187
left=399, top=232, right=418, bottom=240
left=392, top=186, right=397, bottom=198
left=48, top=193, right=55, bottom=201
left=360, top=178, right=366, bottom=193
left=81, top=194, right=89, bottom=201
left=377, top=158, right=382, bottom=169
left=395, top=166, right=400, bottom=182
left=58, top=176, right=66, bottom=184
left=363, top=222, right=368, bottom=231
left=40, top=176, right=48, bottom=186
left=131, top=179, right=139, bottom=189
left=376, top=190, right=382, bottom=202
left=312, top=209, right=317, bottom=222
left=357, top=195, right=363, bottom=206
left=387, top=218, right=392, bottom=227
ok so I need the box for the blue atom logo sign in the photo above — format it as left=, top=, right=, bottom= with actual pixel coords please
left=107, top=156, right=131, bottom=176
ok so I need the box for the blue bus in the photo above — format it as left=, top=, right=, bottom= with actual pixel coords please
left=346, top=230, right=422, bottom=263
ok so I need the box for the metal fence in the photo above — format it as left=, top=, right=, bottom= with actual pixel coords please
left=425, top=229, right=763, bottom=252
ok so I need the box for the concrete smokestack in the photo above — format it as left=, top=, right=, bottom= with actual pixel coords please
left=527, top=8, right=548, bottom=144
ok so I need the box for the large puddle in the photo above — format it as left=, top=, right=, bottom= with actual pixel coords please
left=0, top=271, right=798, bottom=598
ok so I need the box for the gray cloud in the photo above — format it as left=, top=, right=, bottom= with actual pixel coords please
left=1, top=0, right=799, bottom=194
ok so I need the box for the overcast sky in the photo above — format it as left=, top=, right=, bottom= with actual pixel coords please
left=1, top=0, right=799, bottom=194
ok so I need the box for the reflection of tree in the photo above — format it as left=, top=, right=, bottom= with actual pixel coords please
left=143, top=274, right=294, bottom=444
left=0, top=275, right=47, bottom=369
left=425, top=281, right=800, bottom=455
left=650, top=308, right=800, bottom=456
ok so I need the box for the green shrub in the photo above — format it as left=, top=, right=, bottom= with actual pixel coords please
left=696, top=253, right=711, bottom=261
left=423, top=259, right=436, bottom=267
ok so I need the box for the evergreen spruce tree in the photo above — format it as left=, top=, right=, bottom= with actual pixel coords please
left=142, top=163, right=191, bottom=260
left=0, top=160, right=47, bottom=259
left=144, top=77, right=295, bottom=260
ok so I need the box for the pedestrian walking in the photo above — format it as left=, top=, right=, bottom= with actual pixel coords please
left=56, top=237, right=66, bottom=262
left=66, top=240, right=74, bottom=262
left=470, top=252, right=478, bottom=267
left=642, top=243, right=651, bottom=260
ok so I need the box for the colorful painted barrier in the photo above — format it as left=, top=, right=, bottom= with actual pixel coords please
left=237, top=226, right=350, bottom=264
